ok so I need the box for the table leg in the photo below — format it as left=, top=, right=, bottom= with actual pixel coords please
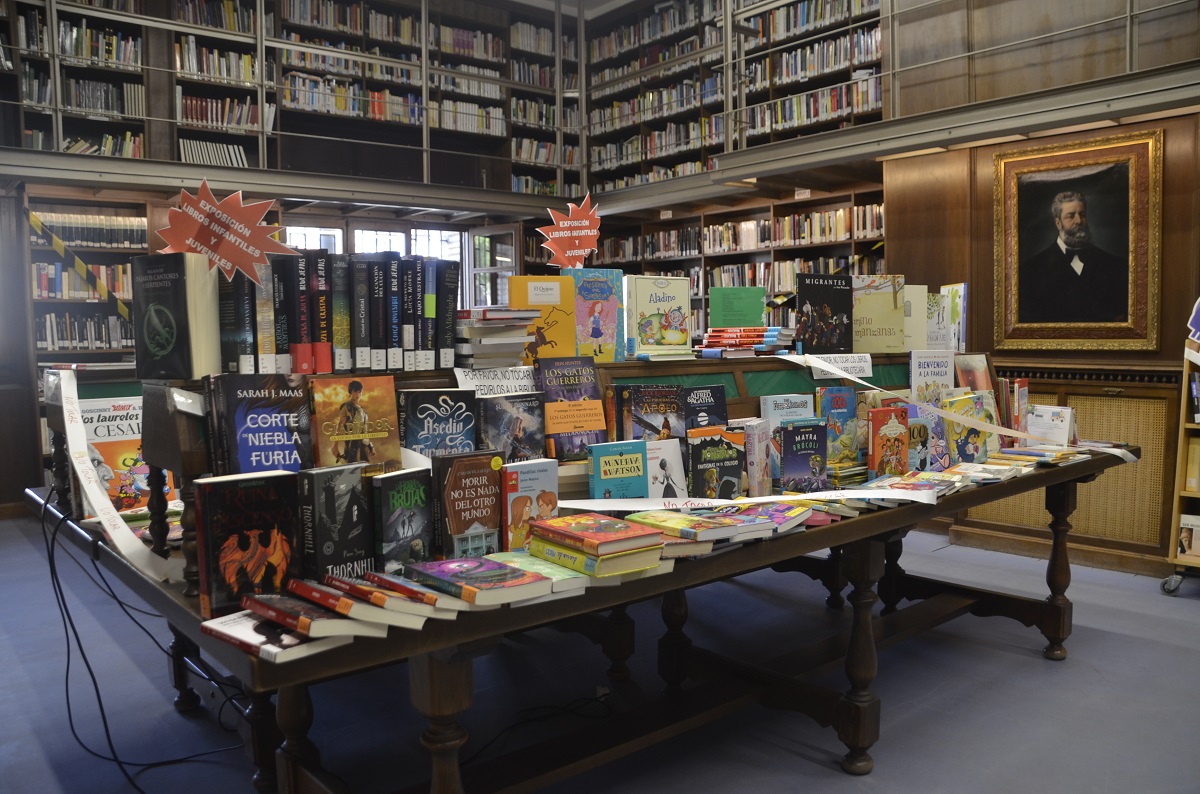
left=276, top=684, right=319, bottom=789
left=245, top=692, right=280, bottom=793
left=658, top=589, right=691, bottom=693
left=878, top=530, right=909, bottom=616
left=603, top=605, right=635, bottom=682
left=168, top=625, right=200, bottom=712
left=822, top=545, right=848, bottom=609
left=409, top=649, right=473, bottom=794
left=1042, top=480, right=1077, bottom=661
left=836, top=537, right=884, bottom=775
left=178, top=475, right=200, bottom=598
left=146, top=465, right=169, bottom=558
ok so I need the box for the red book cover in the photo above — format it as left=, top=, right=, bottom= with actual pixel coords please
left=308, top=249, right=334, bottom=374
left=240, top=593, right=388, bottom=637
left=529, top=511, right=662, bottom=556
left=868, top=406, right=909, bottom=477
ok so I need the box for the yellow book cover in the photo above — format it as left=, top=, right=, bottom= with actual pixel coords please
left=851, top=274, right=906, bottom=354
left=509, top=275, right=577, bottom=364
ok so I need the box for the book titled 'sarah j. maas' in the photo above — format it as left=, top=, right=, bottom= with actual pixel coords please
left=132, top=252, right=221, bottom=379
left=203, top=373, right=313, bottom=476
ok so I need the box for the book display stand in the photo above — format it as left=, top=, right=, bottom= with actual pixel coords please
left=1163, top=342, right=1200, bottom=594
left=31, top=382, right=1136, bottom=791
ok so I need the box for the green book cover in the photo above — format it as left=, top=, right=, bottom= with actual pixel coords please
left=708, top=286, right=766, bottom=329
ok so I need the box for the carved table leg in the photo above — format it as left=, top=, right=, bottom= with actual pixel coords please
left=1042, top=481, right=1077, bottom=661
left=146, top=465, right=169, bottom=558
left=276, top=684, right=319, bottom=790
left=603, top=605, right=635, bottom=682
left=878, top=531, right=908, bottom=616
left=51, top=429, right=71, bottom=510
left=168, top=625, right=201, bottom=712
left=178, top=475, right=199, bottom=598
left=658, top=589, right=691, bottom=694
left=409, top=650, right=473, bottom=794
left=246, top=692, right=280, bottom=793
left=822, top=545, right=847, bottom=609
left=836, top=537, right=884, bottom=775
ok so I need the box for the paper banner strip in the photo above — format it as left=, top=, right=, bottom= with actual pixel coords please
left=58, top=370, right=180, bottom=583
left=562, top=487, right=936, bottom=515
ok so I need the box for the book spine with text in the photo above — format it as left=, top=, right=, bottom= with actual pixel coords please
left=254, top=260, right=277, bottom=374
left=271, top=259, right=292, bottom=374
left=350, top=258, right=371, bottom=371
left=309, top=251, right=333, bottom=374
left=434, top=259, right=460, bottom=369
left=330, top=253, right=352, bottom=373
left=369, top=257, right=388, bottom=371
left=387, top=255, right=404, bottom=370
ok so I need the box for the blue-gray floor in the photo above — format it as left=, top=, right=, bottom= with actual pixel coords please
left=2, top=512, right=1197, bottom=793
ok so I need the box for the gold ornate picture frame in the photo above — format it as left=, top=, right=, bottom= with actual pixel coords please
left=994, top=130, right=1162, bottom=351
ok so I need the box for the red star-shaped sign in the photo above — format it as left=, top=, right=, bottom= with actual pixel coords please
left=537, top=193, right=601, bottom=269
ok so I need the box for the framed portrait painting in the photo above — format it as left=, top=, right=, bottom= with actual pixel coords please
left=993, top=130, right=1162, bottom=351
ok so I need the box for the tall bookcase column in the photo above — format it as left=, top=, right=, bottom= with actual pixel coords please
left=0, top=1, right=21, bottom=147
left=15, top=0, right=57, bottom=151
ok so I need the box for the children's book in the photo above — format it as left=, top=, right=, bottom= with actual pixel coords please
left=940, top=282, right=967, bottom=353
left=285, top=578, right=425, bottom=630
left=484, top=551, right=590, bottom=592
left=623, top=510, right=742, bottom=542
left=708, top=286, right=767, bottom=329
left=942, top=393, right=988, bottom=464
left=908, top=416, right=932, bottom=472
left=298, top=462, right=374, bottom=581
left=478, top=391, right=546, bottom=463
left=645, top=438, right=687, bottom=499
left=371, top=467, right=434, bottom=573
left=685, top=426, right=746, bottom=500
left=430, top=450, right=505, bottom=559
left=909, top=350, right=955, bottom=408
left=241, top=593, right=389, bottom=638
left=396, top=388, right=478, bottom=458
left=902, top=283, right=928, bottom=353
left=619, top=383, right=685, bottom=441
left=1023, top=404, right=1076, bottom=447
left=954, top=353, right=995, bottom=393
left=867, top=406, right=909, bottom=478
left=682, top=384, right=728, bottom=430
left=529, top=511, right=663, bottom=555
left=508, top=274, right=577, bottom=364
left=205, top=373, right=313, bottom=476
left=529, top=537, right=664, bottom=578
left=587, top=439, right=648, bottom=499
left=308, top=374, right=403, bottom=475
left=851, top=274, right=906, bottom=354
left=532, top=356, right=607, bottom=462
left=816, top=386, right=858, bottom=465
left=73, top=392, right=176, bottom=518
left=193, top=470, right=300, bottom=619
left=908, top=403, right=951, bottom=472
left=780, top=418, right=828, bottom=493
left=401, top=557, right=554, bottom=605
left=793, top=272, right=853, bottom=354
left=568, top=267, right=625, bottom=363
left=728, top=417, right=771, bottom=497
left=624, top=275, right=693, bottom=359
left=761, top=393, right=818, bottom=484
left=926, top=291, right=953, bottom=351
left=200, top=610, right=352, bottom=663
left=500, top=457, right=559, bottom=552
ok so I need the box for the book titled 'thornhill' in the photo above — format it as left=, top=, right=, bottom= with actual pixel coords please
left=132, top=252, right=221, bottom=379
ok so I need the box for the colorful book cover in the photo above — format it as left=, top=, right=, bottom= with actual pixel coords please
left=762, top=392, right=818, bottom=484
left=780, top=418, right=828, bottom=493
left=372, top=467, right=434, bottom=573
left=908, top=416, right=933, bottom=472
left=478, top=391, right=546, bottom=463
left=728, top=417, right=771, bottom=497
left=792, top=272, right=852, bottom=354
left=645, top=438, right=687, bottom=499
left=910, top=350, right=955, bottom=408
left=816, top=385, right=858, bottom=465
left=528, top=537, right=663, bottom=578
left=867, top=406, right=909, bottom=477
left=902, top=283, right=927, bottom=353
left=200, top=609, right=352, bottom=663
left=74, top=393, right=176, bottom=518
left=682, top=384, right=728, bottom=430
left=569, top=267, right=625, bottom=363
left=528, top=511, right=662, bottom=556
left=193, top=470, right=300, bottom=619
left=298, top=463, right=374, bottom=580
left=685, top=426, right=746, bottom=500
left=620, top=383, right=685, bottom=441
left=330, top=253, right=353, bottom=373
left=401, top=557, right=553, bottom=605
left=484, top=551, right=589, bottom=592
left=940, top=282, right=967, bottom=354
left=430, top=450, right=504, bottom=559
left=708, top=285, right=767, bottom=329
left=206, top=373, right=313, bottom=475
left=587, top=439, right=648, bottom=499
left=624, top=275, right=692, bottom=357
left=954, top=353, right=995, bottom=393
left=623, top=509, right=742, bottom=541
left=908, top=403, right=951, bottom=472
left=852, top=274, right=906, bottom=354
left=532, top=356, right=607, bottom=462
left=926, top=291, right=953, bottom=351
left=509, top=274, right=577, bottom=363
left=500, top=457, right=558, bottom=552
left=1010, top=377, right=1030, bottom=441
left=396, top=388, right=477, bottom=458
left=253, top=258, right=277, bottom=374
left=309, top=375, right=403, bottom=475
left=241, top=593, right=388, bottom=637
left=942, top=393, right=988, bottom=464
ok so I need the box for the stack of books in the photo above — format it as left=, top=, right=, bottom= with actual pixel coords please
left=695, top=326, right=796, bottom=358
left=527, top=511, right=666, bottom=578
left=455, top=307, right=540, bottom=369
left=827, top=461, right=869, bottom=488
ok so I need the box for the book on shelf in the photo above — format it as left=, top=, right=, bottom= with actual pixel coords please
left=322, top=574, right=459, bottom=620
left=348, top=254, right=373, bottom=371
left=682, top=384, right=728, bottom=430
left=793, top=272, right=853, bottom=355
left=500, top=457, right=558, bottom=552
left=203, top=373, right=313, bottom=476
left=816, top=385, right=858, bottom=466
left=533, top=355, right=607, bottom=462
left=270, top=256, right=293, bottom=374
left=528, top=536, right=664, bottom=578
left=659, top=535, right=716, bottom=558
left=902, top=284, right=928, bottom=353
left=954, top=353, right=995, bottom=393
left=708, top=285, right=767, bottom=330
left=685, top=425, right=745, bottom=500
left=273, top=253, right=313, bottom=375
left=395, top=388, right=477, bottom=458
left=1023, top=404, right=1077, bottom=448
left=252, top=259, right=277, bottom=374
left=940, top=282, right=967, bottom=354
left=645, top=437, right=687, bottom=500
left=910, top=349, right=954, bottom=408
left=457, top=307, right=542, bottom=321
left=431, top=259, right=461, bottom=369
left=363, top=570, right=478, bottom=611
left=484, top=551, right=591, bottom=592
left=241, top=593, right=389, bottom=638
left=308, top=374, right=402, bottom=474
left=586, top=439, right=648, bottom=499
left=306, top=249, right=334, bottom=374
left=624, top=275, right=693, bottom=359
left=867, top=406, right=909, bottom=478
left=942, top=393, right=989, bottom=464
left=568, top=267, right=625, bottom=363
left=297, top=462, right=374, bottom=581
left=528, top=511, right=663, bottom=556
left=400, top=557, right=554, bottom=605
left=372, top=466, right=435, bottom=573
left=619, top=383, right=686, bottom=441
left=131, top=252, right=220, bottom=380
left=193, top=470, right=300, bottom=619
left=851, top=274, right=906, bottom=354
left=285, top=578, right=425, bottom=630
left=761, top=392, right=817, bottom=484
left=478, top=391, right=546, bottom=463
left=508, top=274, right=577, bottom=364
left=430, top=450, right=504, bottom=559
left=1176, top=514, right=1200, bottom=561
left=728, top=417, right=771, bottom=498
left=780, top=418, right=829, bottom=493
left=623, top=510, right=742, bottom=542
left=330, top=252, right=353, bottom=373
left=926, top=291, right=954, bottom=351
left=200, top=610, right=352, bottom=663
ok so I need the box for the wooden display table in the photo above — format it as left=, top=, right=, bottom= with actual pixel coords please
left=24, top=442, right=1135, bottom=793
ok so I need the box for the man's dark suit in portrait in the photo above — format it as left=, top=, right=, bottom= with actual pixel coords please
left=1018, top=191, right=1128, bottom=324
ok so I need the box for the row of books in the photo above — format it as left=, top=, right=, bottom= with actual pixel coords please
left=31, top=260, right=133, bottom=301
left=29, top=213, right=148, bottom=249
left=35, top=310, right=132, bottom=352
